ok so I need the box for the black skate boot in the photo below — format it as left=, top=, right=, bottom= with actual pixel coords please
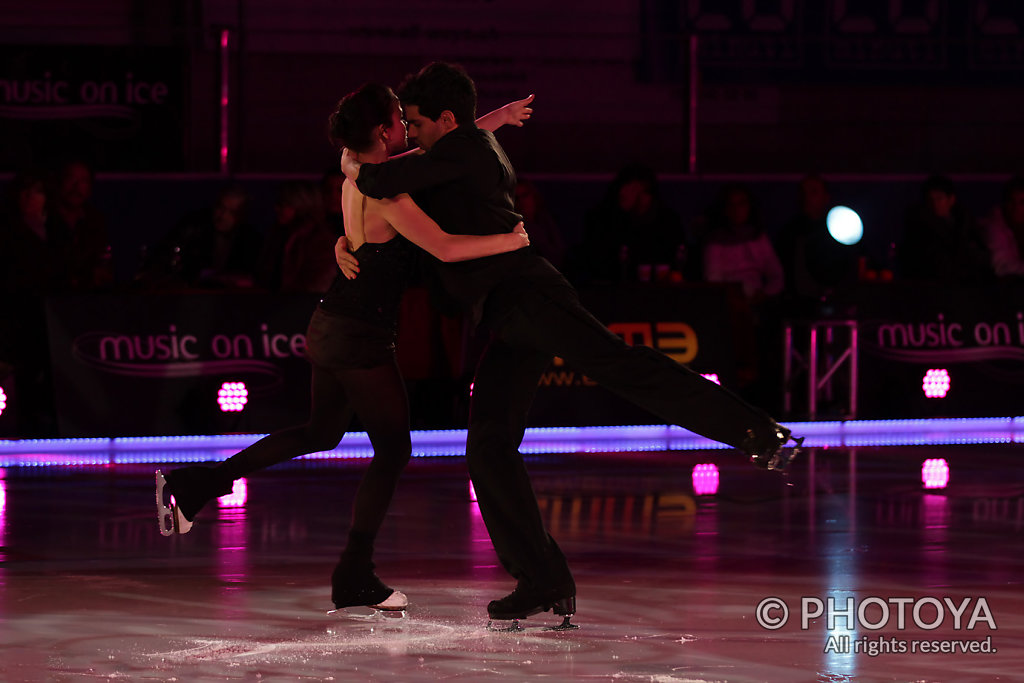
left=155, top=466, right=233, bottom=536
left=486, top=578, right=578, bottom=631
left=742, top=422, right=804, bottom=472
left=330, top=560, right=407, bottom=612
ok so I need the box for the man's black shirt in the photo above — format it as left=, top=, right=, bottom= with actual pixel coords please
left=356, top=125, right=563, bottom=326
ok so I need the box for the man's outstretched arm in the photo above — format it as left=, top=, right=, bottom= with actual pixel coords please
left=343, top=95, right=534, bottom=199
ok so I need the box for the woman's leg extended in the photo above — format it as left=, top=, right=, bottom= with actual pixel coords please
left=162, top=364, right=354, bottom=524
left=215, top=364, right=355, bottom=481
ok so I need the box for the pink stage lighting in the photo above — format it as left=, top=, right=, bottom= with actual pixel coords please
left=469, top=479, right=477, bottom=502
left=691, top=463, right=720, bottom=496
left=217, top=478, right=248, bottom=507
left=922, top=458, right=950, bottom=489
left=701, top=373, right=721, bottom=385
left=217, top=381, right=248, bottom=412
left=0, top=386, right=7, bottom=417
left=922, top=369, right=950, bottom=398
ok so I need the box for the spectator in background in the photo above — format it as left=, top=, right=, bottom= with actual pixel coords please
left=980, top=175, right=1024, bottom=281
left=514, top=178, right=566, bottom=269
left=322, top=167, right=346, bottom=238
left=149, top=184, right=263, bottom=290
left=0, top=170, right=62, bottom=435
left=278, top=180, right=338, bottom=293
left=896, top=174, right=992, bottom=285
left=774, top=173, right=859, bottom=312
left=701, top=183, right=785, bottom=410
left=702, top=183, right=784, bottom=305
left=47, top=159, right=113, bottom=290
left=258, top=180, right=336, bottom=292
left=576, top=163, right=685, bottom=284
left=0, top=170, right=61, bottom=293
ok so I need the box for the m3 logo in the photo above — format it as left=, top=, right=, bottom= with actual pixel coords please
left=605, top=322, right=698, bottom=364
left=542, top=322, right=699, bottom=386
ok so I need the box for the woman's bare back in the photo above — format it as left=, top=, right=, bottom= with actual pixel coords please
left=342, top=178, right=397, bottom=249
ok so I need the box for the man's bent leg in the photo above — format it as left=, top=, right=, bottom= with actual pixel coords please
left=466, top=337, right=573, bottom=593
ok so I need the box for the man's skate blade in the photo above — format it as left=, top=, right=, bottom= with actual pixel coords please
left=768, top=436, right=805, bottom=472
left=486, top=618, right=524, bottom=632
left=486, top=615, right=579, bottom=633
left=546, top=615, right=580, bottom=631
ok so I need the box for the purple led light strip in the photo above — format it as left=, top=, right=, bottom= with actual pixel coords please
left=0, top=417, right=1021, bottom=466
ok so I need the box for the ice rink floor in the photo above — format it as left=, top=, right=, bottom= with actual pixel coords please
left=1, top=443, right=1022, bottom=681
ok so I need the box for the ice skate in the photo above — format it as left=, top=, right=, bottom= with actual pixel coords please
left=330, top=561, right=408, bottom=615
left=155, top=466, right=233, bottom=535
left=155, top=469, right=193, bottom=536
left=742, top=423, right=804, bottom=472
left=486, top=582, right=578, bottom=632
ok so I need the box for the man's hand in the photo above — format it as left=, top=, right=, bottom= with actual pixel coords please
left=501, top=94, right=534, bottom=127
left=340, top=148, right=361, bottom=181
left=335, top=236, right=360, bottom=279
left=513, top=221, right=530, bottom=248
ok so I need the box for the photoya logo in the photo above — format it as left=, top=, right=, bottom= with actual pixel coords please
left=71, top=324, right=306, bottom=379
left=756, top=596, right=997, bottom=632
left=540, top=322, right=698, bottom=387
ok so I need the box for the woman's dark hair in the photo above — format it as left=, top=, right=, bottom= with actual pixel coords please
left=327, top=83, right=399, bottom=152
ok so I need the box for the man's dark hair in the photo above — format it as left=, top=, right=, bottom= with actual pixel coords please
left=327, top=83, right=399, bottom=152
left=397, top=61, right=477, bottom=125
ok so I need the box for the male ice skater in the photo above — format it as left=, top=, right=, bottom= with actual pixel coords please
left=339, top=62, right=801, bottom=628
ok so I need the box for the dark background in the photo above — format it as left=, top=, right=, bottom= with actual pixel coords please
left=2, top=0, right=1023, bottom=435
left=2, top=0, right=1023, bottom=175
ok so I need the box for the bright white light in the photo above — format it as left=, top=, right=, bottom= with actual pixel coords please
left=922, top=369, right=950, bottom=399
left=217, top=381, right=249, bottom=412
left=922, top=458, right=949, bottom=489
left=469, top=479, right=477, bottom=502
left=701, top=373, right=721, bottom=385
left=826, top=205, right=863, bottom=245
left=0, top=386, right=7, bottom=416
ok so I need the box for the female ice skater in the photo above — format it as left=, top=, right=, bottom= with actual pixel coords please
left=156, top=83, right=534, bottom=612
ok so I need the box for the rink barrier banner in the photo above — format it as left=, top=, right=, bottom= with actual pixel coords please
left=42, top=286, right=745, bottom=437
left=45, top=293, right=320, bottom=437
left=849, top=282, right=1024, bottom=420
left=39, top=283, right=1024, bottom=437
